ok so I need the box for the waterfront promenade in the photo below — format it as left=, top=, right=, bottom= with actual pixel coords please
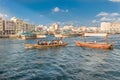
left=0, top=35, right=9, bottom=38
left=0, top=34, right=17, bottom=38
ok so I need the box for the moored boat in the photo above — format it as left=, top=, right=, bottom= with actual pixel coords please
left=75, top=41, right=113, bottom=50
left=75, top=33, right=113, bottom=50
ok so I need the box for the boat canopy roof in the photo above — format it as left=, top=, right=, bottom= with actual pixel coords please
left=84, top=33, right=108, bottom=37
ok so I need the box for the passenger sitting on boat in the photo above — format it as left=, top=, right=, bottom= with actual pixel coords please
left=43, top=40, right=46, bottom=45
left=38, top=40, right=42, bottom=45
left=45, top=41, right=48, bottom=45
left=40, top=40, right=44, bottom=45
left=48, top=41, right=51, bottom=45
left=51, top=40, right=54, bottom=44
left=59, top=40, right=63, bottom=44
left=36, top=40, right=39, bottom=45
left=53, top=40, right=58, bottom=44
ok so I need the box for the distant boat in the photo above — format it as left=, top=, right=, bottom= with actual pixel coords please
left=75, top=33, right=113, bottom=50
left=36, top=34, right=46, bottom=38
left=20, top=35, right=36, bottom=40
left=54, top=34, right=69, bottom=38
left=54, top=34, right=63, bottom=37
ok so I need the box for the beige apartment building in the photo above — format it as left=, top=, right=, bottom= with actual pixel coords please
left=3, top=20, right=16, bottom=34
left=11, top=17, right=24, bottom=33
left=0, top=17, right=3, bottom=34
left=101, top=22, right=120, bottom=33
left=11, top=17, right=35, bottom=33
left=24, top=23, right=35, bottom=32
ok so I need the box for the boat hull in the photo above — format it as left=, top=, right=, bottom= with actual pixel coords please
left=24, top=43, right=68, bottom=49
left=75, top=41, right=113, bottom=50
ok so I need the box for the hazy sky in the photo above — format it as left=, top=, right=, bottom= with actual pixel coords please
left=0, top=0, right=120, bottom=26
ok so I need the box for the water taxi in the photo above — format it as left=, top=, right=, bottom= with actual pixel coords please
left=24, top=42, right=68, bottom=49
left=75, top=33, right=113, bottom=50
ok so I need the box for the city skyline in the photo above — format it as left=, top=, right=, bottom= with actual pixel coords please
left=0, top=0, right=120, bottom=26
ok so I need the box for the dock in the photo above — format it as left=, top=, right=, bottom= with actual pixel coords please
left=0, top=35, right=9, bottom=38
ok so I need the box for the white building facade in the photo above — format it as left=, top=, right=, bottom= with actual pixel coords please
left=100, top=22, right=120, bottom=33
left=49, top=23, right=59, bottom=31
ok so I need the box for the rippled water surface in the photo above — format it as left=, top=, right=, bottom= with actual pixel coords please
left=0, top=35, right=120, bottom=80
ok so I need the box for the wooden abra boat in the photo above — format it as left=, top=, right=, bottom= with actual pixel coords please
left=24, top=42, right=68, bottom=49
left=75, top=41, right=113, bottom=50
left=75, top=33, right=113, bottom=50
